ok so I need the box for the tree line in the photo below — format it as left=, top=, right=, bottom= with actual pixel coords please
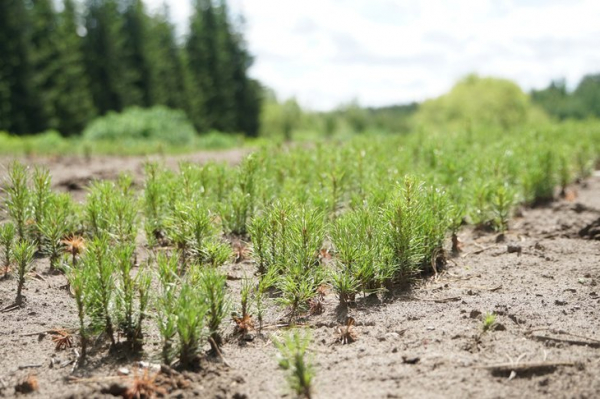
left=0, top=0, right=261, bottom=137
left=531, top=74, right=600, bottom=121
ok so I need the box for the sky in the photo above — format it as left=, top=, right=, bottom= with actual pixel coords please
left=145, top=0, right=600, bottom=110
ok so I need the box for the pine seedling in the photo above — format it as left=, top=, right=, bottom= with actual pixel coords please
left=557, top=151, right=572, bottom=197
left=275, top=329, right=315, bottom=399
left=198, top=268, right=228, bottom=352
left=524, top=149, right=556, bottom=205
left=133, top=267, right=152, bottom=351
left=156, top=252, right=180, bottom=364
left=219, top=188, right=251, bottom=235
left=0, top=223, right=16, bottom=277
left=110, top=175, right=138, bottom=244
left=384, top=177, right=429, bottom=280
left=248, top=215, right=269, bottom=275
left=143, top=162, right=167, bottom=246
left=115, top=244, right=138, bottom=347
left=329, top=269, right=360, bottom=306
left=219, top=155, right=259, bottom=236
left=277, top=270, right=320, bottom=322
left=5, top=162, right=31, bottom=240
left=83, top=236, right=116, bottom=345
left=469, top=181, right=492, bottom=229
left=176, top=283, right=207, bottom=368
left=39, top=195, right=70, bottom=271
left=268, top=200, right=293, bottom=271
left=490, top=184, right=515, bottom=233
left=165, top=202, right=193, bottom=271
left=84, top=181, right=112, bottom=238
left=287, top=207, right=324, bottom=274
left=188, top=203, right=213, bottom=263
left=323, top=166, right=346, bottom=218
left=203, top=240, right=232, bottom=268
left=233, top=277, right=254, bottom=336
left=178, top=162, right=203, bottom=201
left=240, top=277, right=252, bottom=322
left=67, top=265, right=88, bottom=366
left=255, top=268, right=277, bottom=332
left=482, top=312, right=497, bottom=332
left=13, top=240, right=36, bottom=306
left=31, top=166, right=52, bottom=251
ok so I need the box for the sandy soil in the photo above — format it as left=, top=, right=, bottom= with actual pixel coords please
left=0, top=152, right=599, bottom=399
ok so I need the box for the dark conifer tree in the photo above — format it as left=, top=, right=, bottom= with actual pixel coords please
left=122, top=0, right=154, bottom=107
left=83, top=0, right=142, bottom=114
left=53, top=0, right=97, bottom=135
left=0, top=0, right=46, bottom=134
left=147, top=5, right=189, bottom=111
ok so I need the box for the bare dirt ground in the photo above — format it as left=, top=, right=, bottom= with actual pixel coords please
left=1, top=152, right=599, bottom=399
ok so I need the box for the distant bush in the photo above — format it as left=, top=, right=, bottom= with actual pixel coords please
left=414, top=74, right=547, bottom=130
left=83, top=106, right=196, bottom=145
left=196, top=130, right=244, bottom=150
left=0, top=130, right=70, bottom=156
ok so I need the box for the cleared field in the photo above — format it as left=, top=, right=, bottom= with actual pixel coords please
left=1, top=124, right=599, bottom=398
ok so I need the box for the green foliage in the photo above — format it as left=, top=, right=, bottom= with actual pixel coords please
left=259, top=97, right=302, bottom=140
left=0, top=0, right=46, bottom=135
left=82, top=236, right=116, bottom=344
left=176, top=282, right=207, bottom=368
left=0, top=223, right=16, bottom=276
left=275, top=329, right=315, bottom=399
left=164, top=200, right=225, bottom=269
left=572, top=74, right=600, bottom=118
left=523, top=148, right=557, bottom=205
left=67, top=263, right=90, bottom=365
left=490, top=183, right=516, bottom=232
left=384, top=178, right=450, bottom=279
left=13, top=240, right=36, bottom=305
left=198, top=267, right=228, bottom=350
left=114, top=243, right=151, bottom=350
left=414, top=74, right=544, bottom=129
left=38, top=194, right=73, bottom=271
left=4, top=162, right=31, bottom=239
left=220, top=154, right=259, bottom=235
left=156, top=252, right=180, bottom=364
left=2, top=0, right=260, bottom=137
left=83, top=106, right=196, bottom=146
left=482, top=312, right=497, bottom=332
left=330, top=206, right=390, bottom=302
left=84, top=175, right=138, bottom=243
left=31, top=166, right=52, bottom=250
left=531, top=80, right=575, bottom=120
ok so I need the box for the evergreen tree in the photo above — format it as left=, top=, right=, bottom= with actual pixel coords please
left=29, top=0, right=97, bottom=135
left=30, top=0, right=58, bottom=130
left=186, top=0, right=260, bottom=135
left=122, top=0, right=154, bottom=107
left=0, top=0, right=46, bottom=134
left=53, top=0, right=97, bottom=135
left=222, top=12, right=261, bottom=136
left=186, top=0, right=214, bottom=131
left=83, top=0, right=142, bottom=114
left=147, top=5, right=189, bottom=111
left=1, top=0, right=262, bottom=137
left=572, top=74, right=600, bottom=118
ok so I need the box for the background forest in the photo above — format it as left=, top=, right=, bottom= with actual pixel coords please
left=1, top=0, right=600, bottom=154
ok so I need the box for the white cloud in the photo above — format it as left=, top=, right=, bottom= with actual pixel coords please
left=145, top=0, right=600, bottom=110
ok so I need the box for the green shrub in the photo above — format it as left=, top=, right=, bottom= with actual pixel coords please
left=413, top=74, right=546, bottom=130
left=82, top=106, right=196, bottom=145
